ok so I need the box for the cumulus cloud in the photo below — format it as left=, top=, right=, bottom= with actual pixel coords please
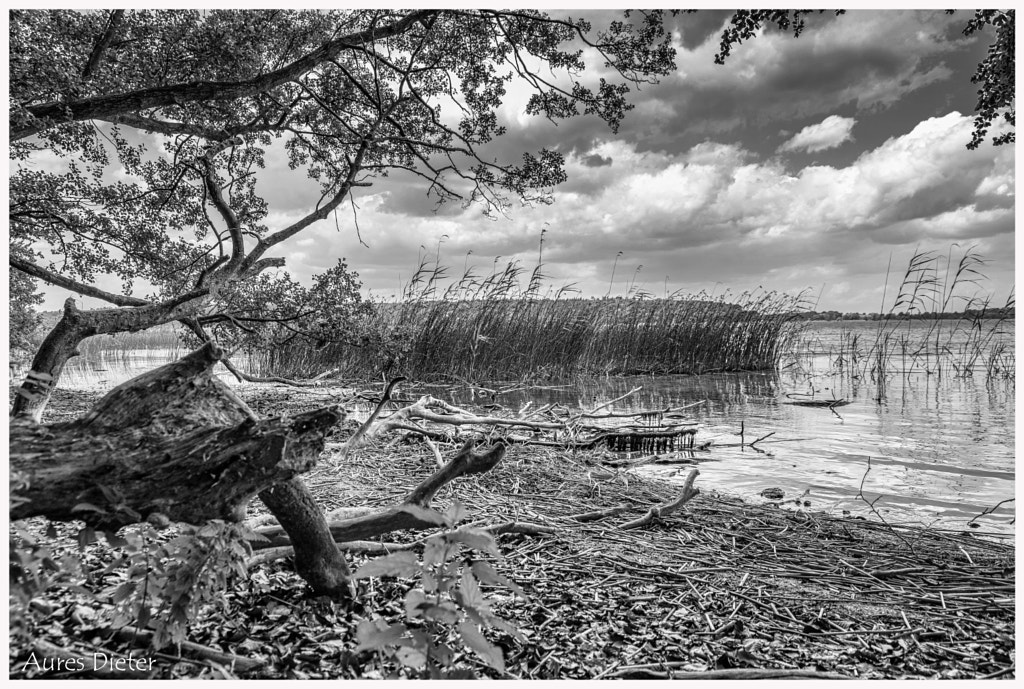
left=609, top=10, right=971, bottom=154
left=269, top=110, right=1011, bottom=305
left=779, top=115, right=856, bottom=153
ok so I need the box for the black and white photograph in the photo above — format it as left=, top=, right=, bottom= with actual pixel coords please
left=7, top=6, right=1015, bottom=680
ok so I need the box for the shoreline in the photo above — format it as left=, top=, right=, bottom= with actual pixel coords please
left=11, top=382, right=1017, bottom=679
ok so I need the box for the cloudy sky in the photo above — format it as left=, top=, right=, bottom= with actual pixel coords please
left=37, top=9, right=1015, bottom=313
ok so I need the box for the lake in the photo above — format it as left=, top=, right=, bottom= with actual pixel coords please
left=48, top=320, right=1016, bottom=535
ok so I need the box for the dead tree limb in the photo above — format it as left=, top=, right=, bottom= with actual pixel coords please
left=247, top=520, right=554, bottom=566
left=338, top=376, right=406, bottom=458
left=254, top=439, right=507, bottom=548
left=570, top=505, right=636, bottom=522
left=619, top=469, right=700, bottom=529
left=363, top=395, right=564, bottom=441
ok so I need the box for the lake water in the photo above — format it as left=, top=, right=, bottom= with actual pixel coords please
left=48, top=320, right=1016, bottom=535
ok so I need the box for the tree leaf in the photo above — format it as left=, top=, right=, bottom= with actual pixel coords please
left=395, top=646, right=427, bottom=670
left=420, top=570, right=439, bottom=594
left=404, top=589, right=429, bottom=619
left=354, top=551, right=420, bottom=579
left=459, top=569, right=487, bottom=612
left=77, top=526, right=97, bottom=550
left=459, top=621, right=504, bottom=672
left=354, top=619, right=406, bottom=652
left=448, top=528, right=498, bottom=556
left=112, top=581, right=136, bottom=603
left=398, top=504, right=446, bottom=525
left=421, top=602, right=461, bottom=625
left=489, top=616, right=526, bottom=642
left=103, top=531, right=128, bottom=548
left=444, top=500, right=468, bottom=526
left=470, top=561, right=527, bottom=598
left=422, top=537, right=449, bottom=569
left=71, top=503, right=106, bottom=514
left=135, top=605, right=151, bottom=630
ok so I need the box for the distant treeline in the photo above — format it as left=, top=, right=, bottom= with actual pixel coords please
left=793, top=308, right=1015, bottom=322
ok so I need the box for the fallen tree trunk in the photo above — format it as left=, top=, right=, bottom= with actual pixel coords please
left=258, top=479, right=353, bottom=597
left=9, top=342, right=353, bottom=596
left=10, top=408, right=341, bottom=529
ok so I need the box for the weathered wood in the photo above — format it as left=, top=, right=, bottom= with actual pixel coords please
left=259, top=479, right=353, bottom=598
left=10, top=342, right=353, bottom=596
left=10, top=408, right=341, bottom=530
left=254, top=440, right=506, bottom=548
left=619, top=469, right=700, bottom=530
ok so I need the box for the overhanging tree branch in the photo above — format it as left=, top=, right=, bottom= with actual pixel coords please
left=10, top=255, right=151, bottom=307
left=13, top=10, right=437, bottom=140
left=200, top=161, right=246, bottom=266
left=239, top=101, right=399, bottom=273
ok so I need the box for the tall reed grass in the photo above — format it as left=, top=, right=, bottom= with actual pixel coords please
left=74, top=327, right=183, bottom=363
left=250, top=257, right=806, bottom=382
left=822, top=247, right=1014, bottom=385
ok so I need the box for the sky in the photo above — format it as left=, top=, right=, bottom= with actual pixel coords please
left=30, top=8, right=1016, bottom=314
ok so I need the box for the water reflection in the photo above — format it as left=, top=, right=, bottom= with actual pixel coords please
left=50, top=322, right=1015, bottom=535
left=434, top=362, right=1014, bottom=535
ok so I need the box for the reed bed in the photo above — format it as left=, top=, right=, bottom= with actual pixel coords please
left=820, top=248, right=1014, bottom=384
left=74, top=326, right=183, bottom=362
left=250, top=258, right=805, bottom=382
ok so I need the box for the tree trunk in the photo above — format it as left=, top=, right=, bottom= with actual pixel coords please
left=10, top=407, right=341, bottom=529
left=12, top=298, right=97, bottom=422
left=10, top=341, right=354, bottom=596
left=11, top=296, right=212, bottom=421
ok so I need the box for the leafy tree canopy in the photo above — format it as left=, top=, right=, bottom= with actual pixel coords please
left=9, top=9, right=683, bottom=314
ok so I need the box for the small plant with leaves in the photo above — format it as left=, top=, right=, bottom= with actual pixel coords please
left=105, top=520, right=265, bottom=649
left=352, top=501, right=527, bottom=679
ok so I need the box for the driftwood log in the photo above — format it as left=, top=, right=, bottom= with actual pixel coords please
left=10, top=343, right=519, bottom=598
left=9, top=343, right=354, bottom=596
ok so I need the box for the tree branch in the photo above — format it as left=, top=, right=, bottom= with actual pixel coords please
left=80, top=10, right=125, bottom=83
left=10, top=255, right=151, bottom=307
left=199, top=161, right=245, bottom=265
left=254, top=440, right=507, bottom=547
left=14, top=10, right=437, bottom=140
left=239, top=99, right=400, bottom=272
